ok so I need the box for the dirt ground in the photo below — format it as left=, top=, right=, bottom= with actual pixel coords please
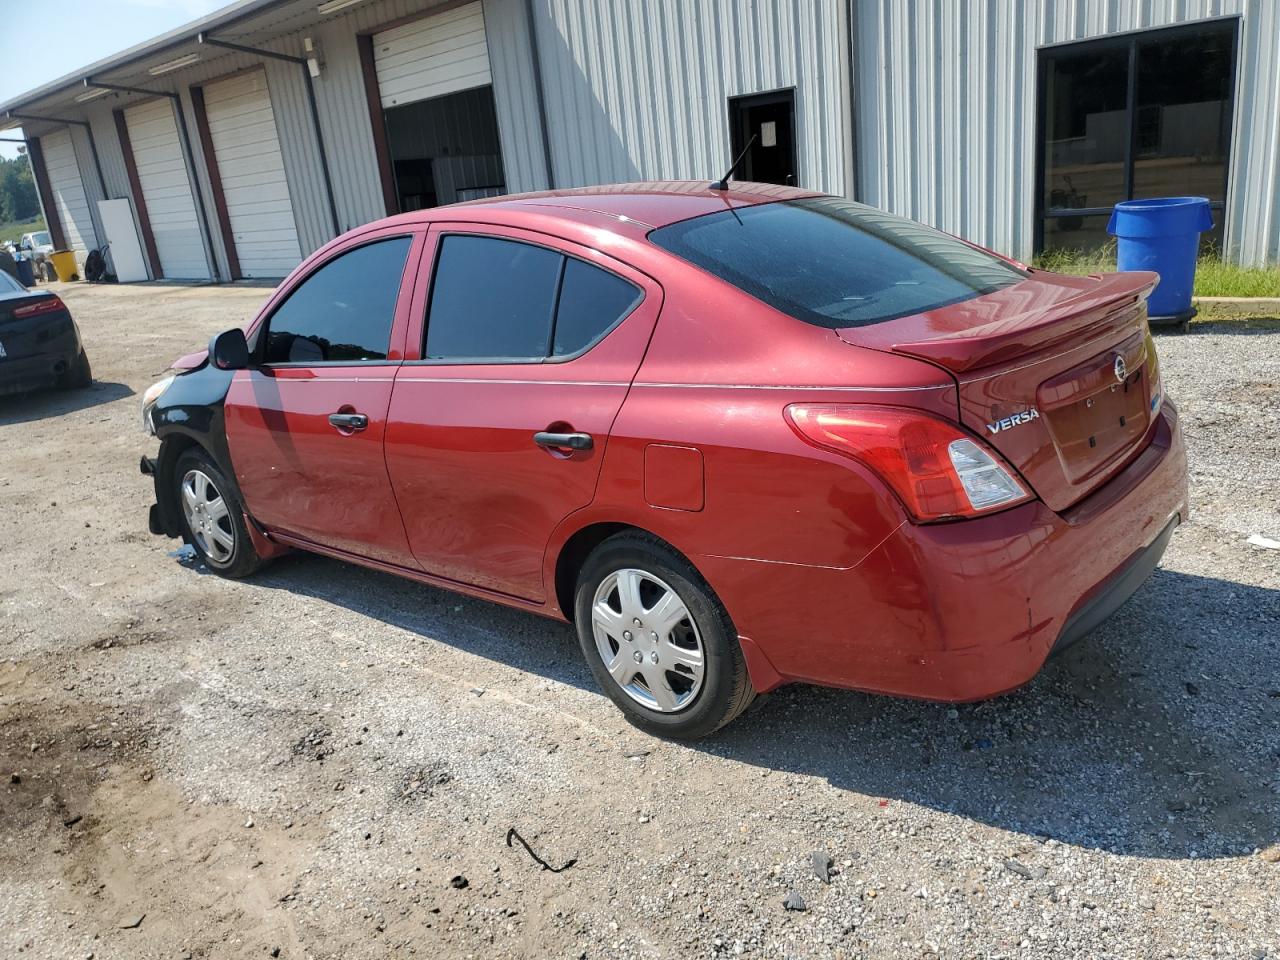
left=1, top=281, right=1277, bottom=960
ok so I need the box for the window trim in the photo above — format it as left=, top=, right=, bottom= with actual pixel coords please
left=1033, top=17, right=1240, bottom=255
left=254, top=233, right=417, bottom=368
left=410, top=231, right=644, bottom=367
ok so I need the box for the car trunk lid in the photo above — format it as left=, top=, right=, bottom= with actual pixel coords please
left=836, top=271, right=1160, bottom=511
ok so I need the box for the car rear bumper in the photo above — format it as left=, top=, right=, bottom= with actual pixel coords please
left=697, top=400, right=1188, bottom=700
left=0, top=321, right=82, bottom=396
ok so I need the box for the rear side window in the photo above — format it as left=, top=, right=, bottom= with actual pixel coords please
left=263, top=237, right=412, bottom=364
left=553, top=258, right=642, bottom=356
left=424, top=235, right=641, bottom=362
left=649, top=197, right=1026, bottom=328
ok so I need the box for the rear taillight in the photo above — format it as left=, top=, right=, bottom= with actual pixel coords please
left=785, top=404, right=1033, bottom=522
left=13, top=297, right=65, bottom=319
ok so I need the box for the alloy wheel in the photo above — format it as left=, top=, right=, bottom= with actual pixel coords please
left=180, top=468, right=235, bottom=565
left=590, top=568, right=705, bottom=712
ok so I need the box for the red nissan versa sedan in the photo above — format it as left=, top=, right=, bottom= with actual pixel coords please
left=139, top=181, right=1187, bottom=738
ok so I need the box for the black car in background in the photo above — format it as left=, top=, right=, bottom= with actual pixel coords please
left=0, top=271, right=91, bottom=397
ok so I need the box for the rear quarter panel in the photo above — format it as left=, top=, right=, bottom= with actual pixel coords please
left=544, top=267, right=957, bottom=618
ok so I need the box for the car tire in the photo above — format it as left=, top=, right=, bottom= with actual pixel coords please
left=573, top=532, right=755, bottom=739
left=173, top=447, right=264, bottom=579
left=58, top=350, right=92, bottom=389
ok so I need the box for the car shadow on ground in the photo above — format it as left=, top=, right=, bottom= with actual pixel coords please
left=246, top=554, right=1278, bottom=861
left=0, top=380, right=133, bottom=426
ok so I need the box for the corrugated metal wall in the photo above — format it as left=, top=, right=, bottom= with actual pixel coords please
left=854, top=0, right=1280, bottom=265
left=530, top=0, right=850, bottom=195
left=26, top=0, right=1280, bottom=281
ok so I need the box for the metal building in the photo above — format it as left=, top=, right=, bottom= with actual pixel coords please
left=1, top=0, right=1275, bottom=282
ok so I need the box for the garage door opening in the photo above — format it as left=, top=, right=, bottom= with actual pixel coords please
left=384, top=85, right=505, bottom=211
left=362, top=1, right=508, bottom=215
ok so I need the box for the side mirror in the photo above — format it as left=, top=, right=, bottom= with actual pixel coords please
left=209, top=328, right=250, bottom=370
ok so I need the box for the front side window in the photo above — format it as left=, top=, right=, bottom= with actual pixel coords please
left=649, top=197, right=1025, bottom=328
left=424, top=235, right=641, bottom=362
left=262, top=237, right=412, bottom=364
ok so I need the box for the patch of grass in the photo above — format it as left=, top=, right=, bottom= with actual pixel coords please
left=1193, top=258, right=1280, bottom=297
left=1033, top=242, right=1280, bottom=298
left=0, top=213, right=46, bottom=245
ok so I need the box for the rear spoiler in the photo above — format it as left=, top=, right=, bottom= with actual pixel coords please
left=866, top=272, right=1159, bottom=374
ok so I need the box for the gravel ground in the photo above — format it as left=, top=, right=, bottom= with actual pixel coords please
left=1, top=282, right=1277, bottom=960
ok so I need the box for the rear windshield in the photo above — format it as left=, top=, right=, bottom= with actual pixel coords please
left=649, top=197, right=1026, bottom=328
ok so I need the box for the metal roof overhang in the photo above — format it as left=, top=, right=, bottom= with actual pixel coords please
left=0, top=0, right=353, bottom=134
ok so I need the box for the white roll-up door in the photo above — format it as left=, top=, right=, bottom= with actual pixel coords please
left=373, top=1, right=491, bottom=108
left=203, top=69, right=301, bottom=278
left=41, top=128, right=98, bottom=255
left=124, top=98, right=209, bottom=280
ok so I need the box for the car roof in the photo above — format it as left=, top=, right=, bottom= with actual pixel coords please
left=377, top=180, right=823, bottom=240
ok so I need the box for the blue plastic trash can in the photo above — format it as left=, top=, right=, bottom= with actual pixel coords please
left=15, top=255, right=35, bottom=287
left=1107, top=197, right=1214, bottom=323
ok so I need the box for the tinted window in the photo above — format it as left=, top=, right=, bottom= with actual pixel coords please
left=426, top=236, right=561, bottom=360
left=553, top=258, right=640, bottom=356
left=263, top=237, right=411, bottom=364
left=649, top=197, right=1026, bottom=328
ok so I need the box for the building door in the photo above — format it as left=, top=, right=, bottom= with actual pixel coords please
left=124, top=98, right=210, bottom=279
left=201, top=69, right=303, bottom=278
left=728, top=90, right=797, bottom=187
left=1037, top=20, right=1237, bottom=254
left=367, top=2, right=506, bottom=211
left=40, top=128, right=98, bottom=257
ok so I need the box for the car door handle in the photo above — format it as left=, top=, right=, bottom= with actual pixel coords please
left=328, top=412, right=369, bottom=432
left=533, top=431, right=593, bottom=451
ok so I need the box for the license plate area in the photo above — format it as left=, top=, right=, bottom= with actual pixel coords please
left=1038, top=332, right=1150, bottom=484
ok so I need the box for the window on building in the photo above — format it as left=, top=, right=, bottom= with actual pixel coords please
left=1037, top=20, right=1237, bottom=256
left=424, top=235, right=641, bottom=362
left=262, top=237, right=412, bottom=364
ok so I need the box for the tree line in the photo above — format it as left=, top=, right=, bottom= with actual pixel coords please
left=0, top=153, right=41, bottom=225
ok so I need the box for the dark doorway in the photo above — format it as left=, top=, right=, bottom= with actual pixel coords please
left=728, top=90, right=798, bottom=187
left=1036, top=19, right=1238, bottom=255
left=383, top=85, right=506, bottom=212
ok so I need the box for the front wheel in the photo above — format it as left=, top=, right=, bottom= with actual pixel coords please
left=573, top=532, right=754, bottom=739
left=173, top=448, right=264, bottom=579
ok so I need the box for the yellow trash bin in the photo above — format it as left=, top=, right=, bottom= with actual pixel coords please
left=49, top=250, right=79, bottom=282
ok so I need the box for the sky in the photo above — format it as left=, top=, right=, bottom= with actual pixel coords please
left=0, top=0, right=226, bottom=159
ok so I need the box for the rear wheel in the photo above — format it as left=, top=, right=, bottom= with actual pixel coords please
left=58, top=350, right=92, bottom=389
left=574, top=532, right=754, bottom=739
left=173, top=448, right=264, bottom=579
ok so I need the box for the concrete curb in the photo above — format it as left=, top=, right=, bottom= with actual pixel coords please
left=1194, top=297, right=1280, bottom=317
